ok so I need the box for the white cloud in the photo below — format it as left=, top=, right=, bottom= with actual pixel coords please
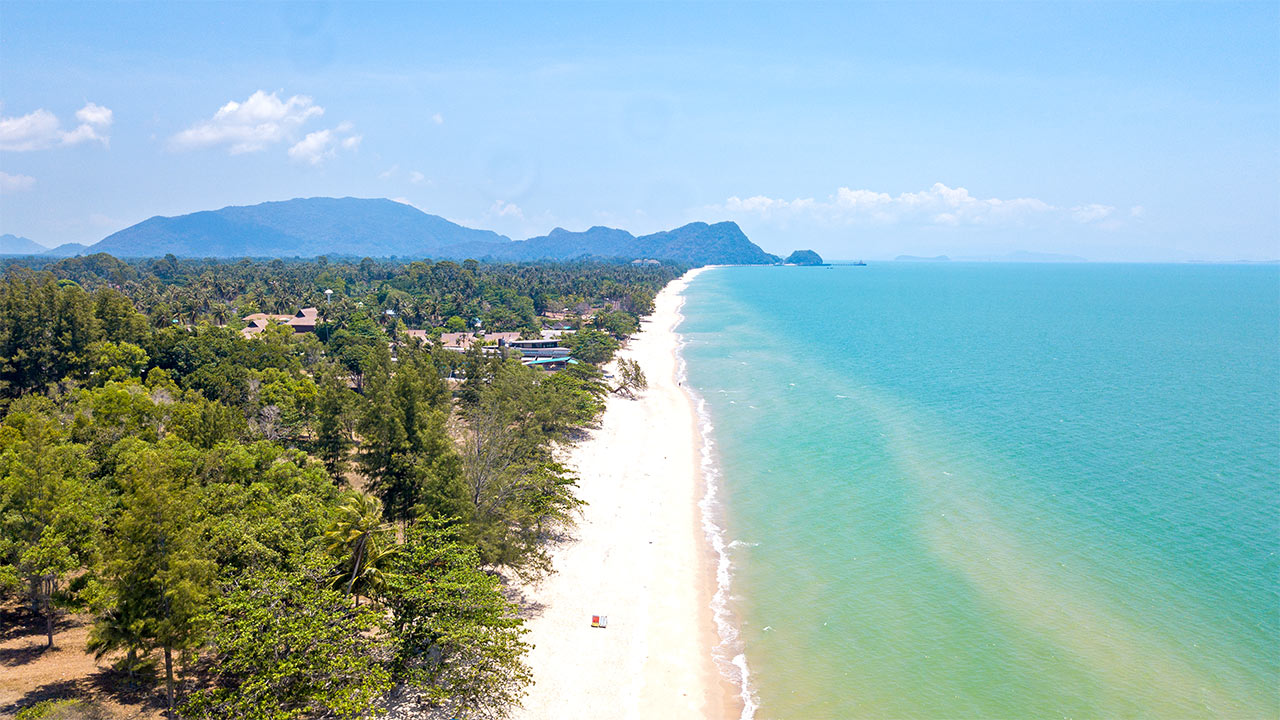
left=288, top=129, right=336, bottom=165
left=716, top=183, right=1118, bottom=228
left=288, top=124, right=362, bottom=166
left=379, top=164, right=399, bottom=180
left=0, top=171, right=36, bottom=193
left=0, top=109, right=60, bottom=151
left=490, top=200, right=524, bottom=219
left=76, top=102, right=113, bottom=127
left=408, top=170, right=425, bottom=184
left=0, top=102, right=113, bottom=151
left=431, top=113, right=444, bottom=125
left=1130, top=205, right=1146, bottom=218
left=1071, top=204, right=1116, bottom=223
left=171, top=90, right=324, bottom=154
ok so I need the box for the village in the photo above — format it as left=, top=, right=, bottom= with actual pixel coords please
left=237, top=303, right=614, bottom=372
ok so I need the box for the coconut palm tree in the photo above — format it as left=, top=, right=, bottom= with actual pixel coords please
left=323, top=493, right=396, bottom=605
left=210, top=303, right=231, bottom=327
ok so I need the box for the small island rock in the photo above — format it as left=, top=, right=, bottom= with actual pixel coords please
left=785, top=249, right=824, bottom=265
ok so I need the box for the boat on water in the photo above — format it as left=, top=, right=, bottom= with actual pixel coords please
left=852, top=260, right=867, bottom=266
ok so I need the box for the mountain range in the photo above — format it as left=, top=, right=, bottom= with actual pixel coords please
left=6, top=197, right=781, bottom=265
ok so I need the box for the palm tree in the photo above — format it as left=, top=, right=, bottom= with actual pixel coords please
left=210, top=303, right=231, bottom=327
left=87, top=606, right=149, bottom=680
left=323, top=493, right=396, bottom=605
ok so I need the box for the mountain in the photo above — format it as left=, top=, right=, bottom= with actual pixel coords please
left=631, top=222, right=779, bottom=265
left=474, top=226, right=640, bottom=261
left=41, top=243, right=92, bottom=258
left=83, top=197, right=780, bottom=265
left=92, top=197, right=510, bottom=258
left=785, top=249, right=824, bottom=265
left=0, top=233, right=47, bottom=255
left=446, top=221, right=778, bottom=265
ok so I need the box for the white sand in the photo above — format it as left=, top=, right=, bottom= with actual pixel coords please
left=515, top=268, right=737, bottom=720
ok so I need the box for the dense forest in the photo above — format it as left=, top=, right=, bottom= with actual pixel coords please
left=0, top=253, right=682, bottom=719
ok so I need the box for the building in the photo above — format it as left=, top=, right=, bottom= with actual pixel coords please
left=288, top=307, right=319, bottom=332
left=522, top=356, right=579, bottom=371
left=240, top=307, right=319, bottom=338
left=504, top=337, right=572, bottom=358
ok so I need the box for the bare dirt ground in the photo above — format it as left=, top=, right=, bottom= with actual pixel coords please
left=0, top=604, right=166, bottom=719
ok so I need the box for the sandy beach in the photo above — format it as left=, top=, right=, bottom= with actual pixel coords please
left=515, top=268, right=738, bottom=719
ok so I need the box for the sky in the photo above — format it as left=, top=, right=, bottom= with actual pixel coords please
left=1, top=1, right=1277, bottom=261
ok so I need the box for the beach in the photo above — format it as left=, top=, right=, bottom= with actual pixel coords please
left=515, top=267, right=738, bottom=719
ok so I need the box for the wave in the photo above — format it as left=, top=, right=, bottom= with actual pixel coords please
left=673, top=291, right=759, bottom=719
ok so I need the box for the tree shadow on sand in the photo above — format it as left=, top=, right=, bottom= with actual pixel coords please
left=0, top=606, right=77, bottom=644
left=0, top=661, right=167, bottom=718
left=0, top=642, right=56, bottom=667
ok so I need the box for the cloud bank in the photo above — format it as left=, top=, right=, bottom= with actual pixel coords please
left=0, top=102, right=113, bottom=151
left=714, top=183, right=1136, bottom=229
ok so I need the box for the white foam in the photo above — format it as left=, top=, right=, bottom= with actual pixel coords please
left=673, top=290, right=759, bottom=719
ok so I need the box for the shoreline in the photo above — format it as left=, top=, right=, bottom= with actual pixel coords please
left=514, top=267, right=741, bottom=719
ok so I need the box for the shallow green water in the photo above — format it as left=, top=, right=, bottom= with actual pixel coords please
left=679, top=264, right=1279, bottom=719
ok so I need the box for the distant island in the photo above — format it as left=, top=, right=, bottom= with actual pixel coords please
left=895, top=254, right=952, bottom=262
left=785, top=249, right=825, bottom=265
left=6, top=197, right=781, bottom=266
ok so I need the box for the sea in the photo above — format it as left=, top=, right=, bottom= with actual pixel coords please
left=677, top=263, right=1280, bottom=719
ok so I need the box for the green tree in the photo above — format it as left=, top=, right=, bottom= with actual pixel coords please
left=97, top=440, right=215, bottom=719
left=0, top=405, right=102, bottom=647
left=383, top=520, right=531, bottom=719
left=21, top=528, right=77, bottom=647
left=563, top=328, right=619, bottom=364
left=315, top=370, right=355, bottom=479
left=182, top=558, right=392, bottom=720
left=357, top=348, right=464, bottom=525
left=613, top=358, right=648, bottom=399
left=458, top=364, right=583, bottom=574
left=87, top=340, right=149, bottom=384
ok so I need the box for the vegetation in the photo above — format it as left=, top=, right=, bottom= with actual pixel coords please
left=784, top=249, right=824, bottom=265
left=0, top=254, right=681, bottom=718
left=613, top=358, right=649, bottom=399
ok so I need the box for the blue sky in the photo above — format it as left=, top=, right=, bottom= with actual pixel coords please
left=1, top=1, right=1276, bottom=261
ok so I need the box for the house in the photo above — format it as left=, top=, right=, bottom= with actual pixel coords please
left=288, top=307, right=319, bottom=332
left=240, top=307, right=319, bottom=338
left=504, top=337, right=572, bottom=358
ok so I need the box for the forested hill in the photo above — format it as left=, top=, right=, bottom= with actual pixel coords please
left=84, top=197, right=780, bottom=265
left=486, top=221, right=780, bottom=265
left=92, top=197, right=511, bottom=259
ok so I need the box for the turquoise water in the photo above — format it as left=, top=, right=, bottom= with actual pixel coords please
left=679, top=264, right=1280, bottom=719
